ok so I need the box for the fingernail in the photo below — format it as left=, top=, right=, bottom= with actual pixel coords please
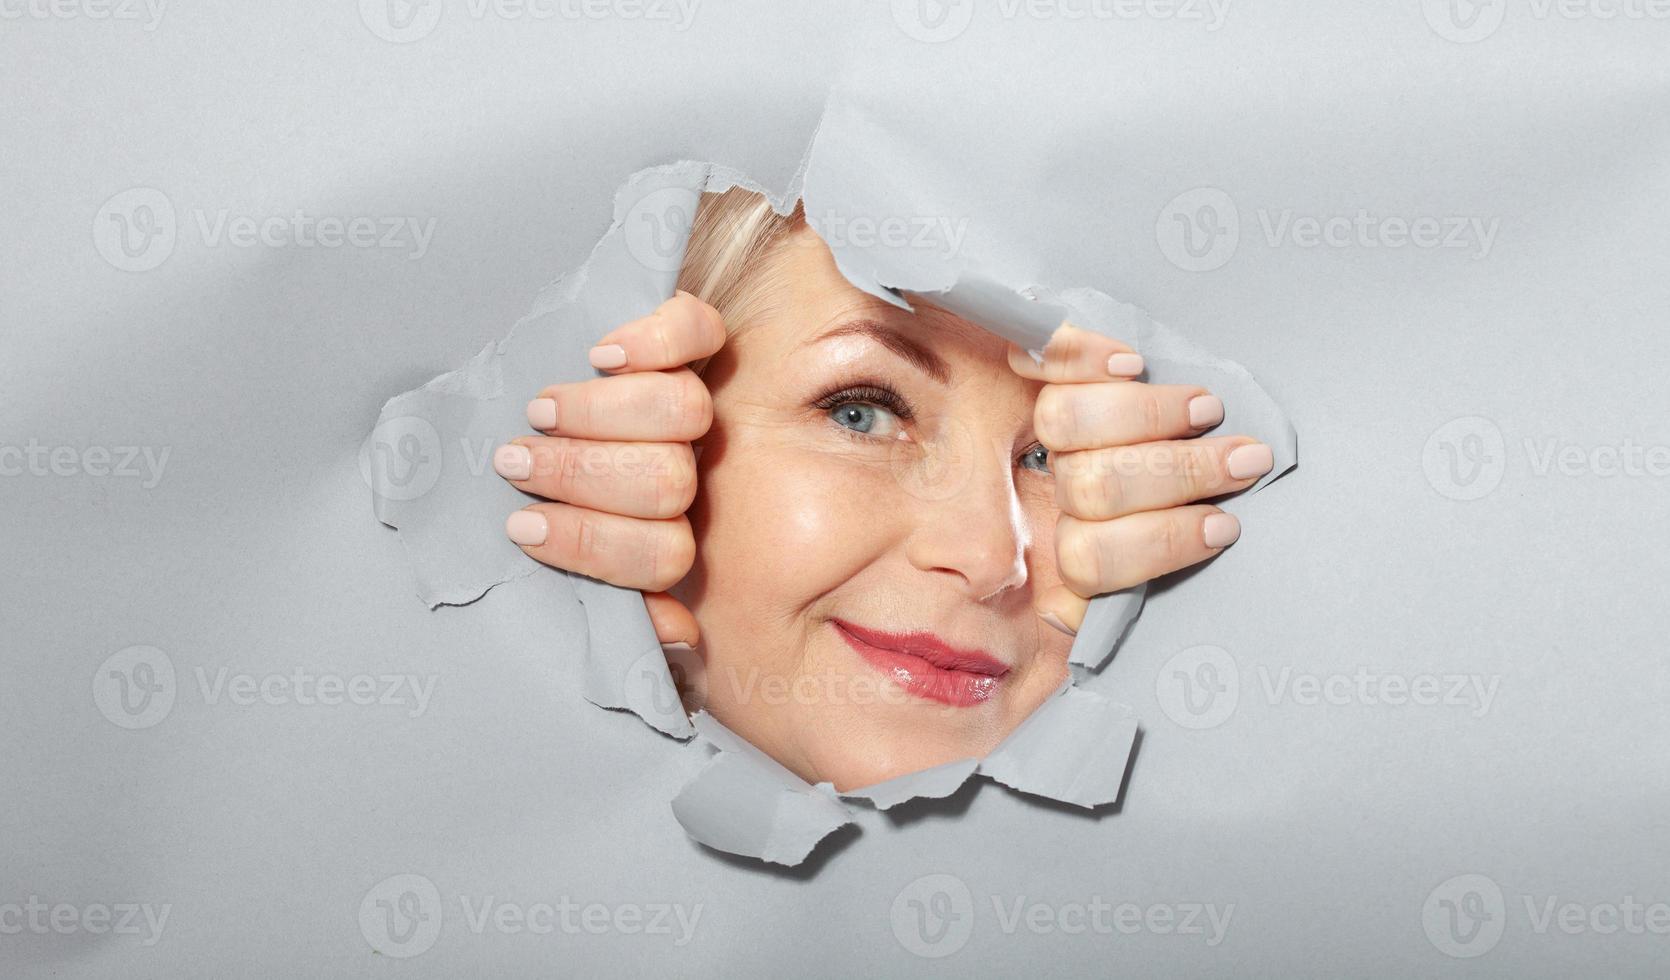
left=1202, top=512, right=1241, bottom=549
left=1107, top=353, right=1145, bottom=377
left=1188, top=394, right=1225, bottom=429
left=526, top=398, right=558, bottom=431
left=493, top=444, right=532, bottom=481
left=1226, top=443, right=1274, bottom=480
left=1038, top=610, right=1077, bottom=637
left=662, top=641, right=694, bottom=651
left=589, top=344, right=627, bottom=370
left=505, top=510, right=548, bottom=547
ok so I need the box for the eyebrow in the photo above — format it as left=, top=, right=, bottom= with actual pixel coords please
left=801, top=319, right=952, bottom=385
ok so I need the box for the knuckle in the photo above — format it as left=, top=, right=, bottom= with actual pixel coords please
left=1147, top=515, right=1188, bottom=568
left=670, top=374, right=712, bottom=436
left=1061, top=454, right=1123, bottom=518
left=1177, top=448, right=1218, bottom=501
left=647, top=520, right=696, bottom=591
left=567, top=509, right=603, bottom=567
left=649, top=321, right=679, bottom=366
left=1136, top=390, right=1167, bottom=437
left=649, top=447, right=698, bottom=517
left=1055, top=520, right=1105, bottom=595
left=1035, top=388, right=1076, bottom=447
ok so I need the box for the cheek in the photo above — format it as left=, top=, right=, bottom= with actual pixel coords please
left=1020, top=480, right=1063, bottom=585
left=695, top=437, right=902, bottom=621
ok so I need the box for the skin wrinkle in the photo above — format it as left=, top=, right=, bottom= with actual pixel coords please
left=669, top=225, right=1073, bottom=791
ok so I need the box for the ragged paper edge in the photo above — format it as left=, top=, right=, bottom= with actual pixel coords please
left=366, top=94, right=1297, bottom=866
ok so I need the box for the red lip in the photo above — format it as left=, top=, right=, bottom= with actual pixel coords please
left=831, top=619, right=1010, bottom=707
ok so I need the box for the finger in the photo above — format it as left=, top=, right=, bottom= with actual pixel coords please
left=1035, top=382, right=1223, bottom=452
left=1053, top=437, right=1274, bottom=521
left=1035, top=584, right=1091, bottom=637
left=1005, top=321, right=1143, bottom=383
left=1054, top=505, right=1242, bottom=599
left=526, top=367, right=711, bottom=442
left=587, top=290, right=726, bottom=373
left=644, top=591, right=700, bottom=648
left=493, top=436, right=696, bottom=520
left=504, top=503, right=695, bottom=593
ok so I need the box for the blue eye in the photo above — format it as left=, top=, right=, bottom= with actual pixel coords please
left=1020, top=444, right=1050, bottom=474
left=830, top=402, right=882, bottom=434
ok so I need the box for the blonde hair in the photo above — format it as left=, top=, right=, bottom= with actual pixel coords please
left=676, top=186, right=806, bottom=338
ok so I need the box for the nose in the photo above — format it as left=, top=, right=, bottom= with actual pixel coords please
left=902, top=431, right=1030, bottom=602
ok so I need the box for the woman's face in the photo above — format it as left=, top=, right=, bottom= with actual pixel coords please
left=673, top=225, right=1074, bottom=791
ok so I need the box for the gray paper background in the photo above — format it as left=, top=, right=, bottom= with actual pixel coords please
left=5, top=1, right=1669, bottom=976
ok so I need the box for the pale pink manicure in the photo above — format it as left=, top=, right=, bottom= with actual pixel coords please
left=1038, top=610, right=1077, bottom=637
left=1188, top=394, right=1225, bottom=429
left=1202, top=513, right=1241, bottom=549
left=662, top=641, right=694, bottom=651
left=505, top=510, right=548, bottom=547
left=1226, top=443, right=1274, bottom=481
left=589, top=344, right=627, bottom=370
left=1107, top=353, right=1145, bottom=377
left=493, top=444, right=532, bottom=481
left=526, top=398, right=557, bottom=431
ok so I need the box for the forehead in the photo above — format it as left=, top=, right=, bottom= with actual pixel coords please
left=745, top=225, right=1014, bottom=366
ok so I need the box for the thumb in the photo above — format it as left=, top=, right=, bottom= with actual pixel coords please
left=643, top=591, right=700, bottom=648
left=1036, top=584, right=1089, bottom=638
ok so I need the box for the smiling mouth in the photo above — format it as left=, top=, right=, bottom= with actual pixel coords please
left=830, top=618, right=1011, bottom=707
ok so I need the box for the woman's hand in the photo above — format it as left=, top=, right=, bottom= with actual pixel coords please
left=496, top=291, right=726, bottom=648
left=1006, top=323, right=1275, bottom=635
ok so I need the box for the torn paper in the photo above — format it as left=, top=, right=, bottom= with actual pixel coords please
left=367, top=90, right=1297, bottom=868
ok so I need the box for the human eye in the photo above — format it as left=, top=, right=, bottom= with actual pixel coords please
left=1019, top=442, right=1051, bottom=475
left=811, top=382, right=915, bottom=442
